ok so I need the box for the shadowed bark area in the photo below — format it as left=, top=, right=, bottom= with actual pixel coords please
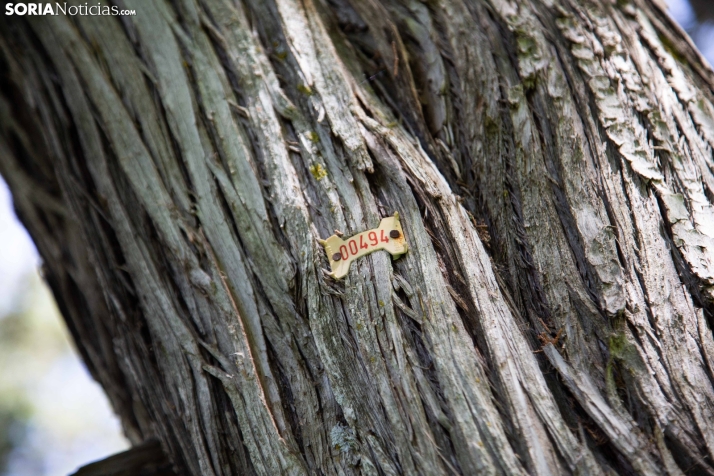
left=2, top=0, right=714, bottom=474
left=71, top=439, right=177, bottom=476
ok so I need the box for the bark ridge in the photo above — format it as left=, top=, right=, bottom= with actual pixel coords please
left=2, top=0, right=714, bottom=474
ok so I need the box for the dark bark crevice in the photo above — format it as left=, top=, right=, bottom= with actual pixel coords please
left=4, top=0, right=714, bottom=474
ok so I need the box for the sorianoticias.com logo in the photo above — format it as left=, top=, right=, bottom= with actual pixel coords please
left=4, top=3, right=136, bottom=16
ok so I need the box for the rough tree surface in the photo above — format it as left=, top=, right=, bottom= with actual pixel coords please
left=2, top=0, right=714, bottom=474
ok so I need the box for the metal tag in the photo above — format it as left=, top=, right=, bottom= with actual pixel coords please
left=319, top=213, right=408, bottom=279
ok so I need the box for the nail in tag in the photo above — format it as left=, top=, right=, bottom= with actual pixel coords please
left=319, top=213, right=408, bottom=279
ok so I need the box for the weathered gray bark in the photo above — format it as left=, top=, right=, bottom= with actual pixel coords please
left=2, top=0, right=714, bottom=474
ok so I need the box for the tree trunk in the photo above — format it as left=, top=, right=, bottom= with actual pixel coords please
left=2, top=0, right=714, bottom=474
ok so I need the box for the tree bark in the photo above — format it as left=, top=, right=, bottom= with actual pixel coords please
left=2, top=0, right=714, bottom=474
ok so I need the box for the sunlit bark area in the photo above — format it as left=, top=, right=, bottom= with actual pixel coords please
left=3, top=0, right=714, bottom=474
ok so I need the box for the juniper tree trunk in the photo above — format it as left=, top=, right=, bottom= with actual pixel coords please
left=2, top=0, right=714, bottom=474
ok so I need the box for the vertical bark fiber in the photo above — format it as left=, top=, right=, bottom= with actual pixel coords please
left=2, top=0, right=714, bottom=474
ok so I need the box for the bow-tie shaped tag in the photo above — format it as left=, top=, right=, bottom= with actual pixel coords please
left=319, top=213, right=408, bottom=279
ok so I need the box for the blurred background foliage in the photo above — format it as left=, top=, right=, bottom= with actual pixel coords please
left=0, top=180, right=128, bottom=476
left=0, top=0, right=712, bottom=475
left=669, top=0, right=714, bottom=61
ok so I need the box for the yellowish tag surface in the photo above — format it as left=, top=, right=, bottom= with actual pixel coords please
left=320, top=213, right=408, bottom=279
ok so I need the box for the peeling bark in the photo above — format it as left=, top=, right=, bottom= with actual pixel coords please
left=2, top=0, right=714, bottom=474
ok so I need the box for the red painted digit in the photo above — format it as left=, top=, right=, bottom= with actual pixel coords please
left=340, top=245, right=348, bottom=260
left=349, top=240, right=358, bottom=255
left=380, top=230, right=389, bottom=243
left=368, top=231, right=378, bottom=246
left=359, top=234, right=368, bottom=250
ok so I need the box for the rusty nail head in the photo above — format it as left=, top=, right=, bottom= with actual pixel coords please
left=389, top=230, right=400, bottom=239
left=332, top=253, right=342, bottom=261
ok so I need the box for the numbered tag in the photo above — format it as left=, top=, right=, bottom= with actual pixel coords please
left=319, top=213, right=408, bottom=279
